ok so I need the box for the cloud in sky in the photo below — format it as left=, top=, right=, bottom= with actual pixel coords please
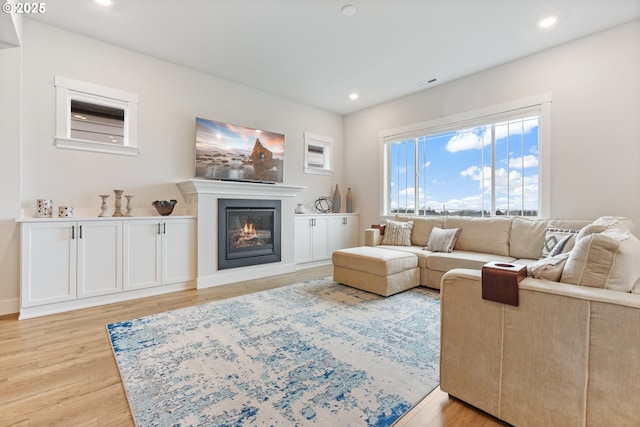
left=445, top=130, right=488, bottom=153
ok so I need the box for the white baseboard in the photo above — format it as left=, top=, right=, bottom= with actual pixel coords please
left=0, top=298, right=19, bottom=316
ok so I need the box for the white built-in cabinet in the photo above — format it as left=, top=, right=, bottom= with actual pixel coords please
left=19, top=216, right=196, bottom=319
left=295, top=213, right=358, bottom=265
left=123, top=218, right=196, bottom=291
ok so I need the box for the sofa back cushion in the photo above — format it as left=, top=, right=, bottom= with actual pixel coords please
left=444, top=216, right=512, bottom=256
left=509, top=217, right=592, bottom=259
left=395, top=215, right=444, bottom=247
left=560, top=228, right=640, bottom=292
left=509, top=217, right=550, bottom=259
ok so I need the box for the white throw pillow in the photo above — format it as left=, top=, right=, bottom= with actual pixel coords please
left=560, top=228, right=640, bottom=292
left=425, top=227, right=461, bottom=253
left=380, top=220, right=413, bottom=246
left=527, top=253, right=570, bottom=282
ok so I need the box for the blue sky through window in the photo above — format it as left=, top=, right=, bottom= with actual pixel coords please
left=389, top=116, right=539, bottom=216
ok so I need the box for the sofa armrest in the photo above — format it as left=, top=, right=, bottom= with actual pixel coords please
left=440, top=268, right=640, bottom=426
left=364, top=228, right=381, bottom=246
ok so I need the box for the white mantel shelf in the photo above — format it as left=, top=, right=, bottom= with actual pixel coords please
left=177, top=179, right=306, bottom=198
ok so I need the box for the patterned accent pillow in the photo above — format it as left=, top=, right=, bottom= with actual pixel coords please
left=380, top=220, right=413, bottom=246
left=425, top=227, right=461, bottom=253
left=542, top=227, right=578, bottom=258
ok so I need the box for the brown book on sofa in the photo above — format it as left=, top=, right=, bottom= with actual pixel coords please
left=481, top=262, right=526, bottom=306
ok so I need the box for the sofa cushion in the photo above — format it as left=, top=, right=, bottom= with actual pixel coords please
left=427, top=250, right=516, bottom=273
left=332, top=246, right=418, bottom=276
left=380, top=220, right=413, bottom=246
left=377, top=245, right=430, bottom=268
left=395, top=215, right=444, bottom=247
left=425, top=227, right=460, bottom=253
left=509, top=217, right=550, bottom=259
left=444, top=216, right=511, bottom=256
left=560, top=229, right=640, bottom=292
left=510, top=217, right=592, bottom=260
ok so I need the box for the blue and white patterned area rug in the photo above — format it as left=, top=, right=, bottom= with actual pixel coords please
left=107, top=277, right=440, bottom=427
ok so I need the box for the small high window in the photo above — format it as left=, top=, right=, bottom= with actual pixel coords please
left=55, top=76, right=139, bottom=156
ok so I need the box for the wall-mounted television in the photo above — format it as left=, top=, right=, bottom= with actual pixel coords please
left=195, top=117, right=285, bottom=184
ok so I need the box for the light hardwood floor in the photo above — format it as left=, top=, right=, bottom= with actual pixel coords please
left=1, top=265, right=507, bottom=426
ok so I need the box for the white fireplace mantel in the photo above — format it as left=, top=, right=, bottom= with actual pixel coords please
left=177, top=180, right=306, bottom=289
left=178, top=179, right=306, bottom=199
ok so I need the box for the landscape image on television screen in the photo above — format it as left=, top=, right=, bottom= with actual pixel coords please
left=195, top=117, right=285, bottom=183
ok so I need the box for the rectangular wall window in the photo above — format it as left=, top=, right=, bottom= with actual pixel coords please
left=382, top=96, right=550, bottom=217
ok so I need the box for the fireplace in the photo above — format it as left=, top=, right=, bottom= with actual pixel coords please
left=217, top=198, right=281, bottom=269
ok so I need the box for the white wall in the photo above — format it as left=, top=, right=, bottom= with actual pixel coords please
left=0, top=45, right=22, bottom=314
left=0, top=19, right=344, bottom=314
left=344, top=20, right=640, bottom=237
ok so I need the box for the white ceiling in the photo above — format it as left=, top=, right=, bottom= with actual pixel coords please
left=26, top=0, right=640, bottom=115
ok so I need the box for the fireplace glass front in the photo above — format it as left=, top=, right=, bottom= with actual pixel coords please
left=218, top=199, right=281, bottom=269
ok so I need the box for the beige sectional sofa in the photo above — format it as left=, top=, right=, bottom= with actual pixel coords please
left=365, top=214, right=640, bottom=426
left=365, top=214, right=594, bottom=289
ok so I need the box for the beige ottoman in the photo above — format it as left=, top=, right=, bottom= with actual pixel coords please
left=332, top=246, right=420, bottom=296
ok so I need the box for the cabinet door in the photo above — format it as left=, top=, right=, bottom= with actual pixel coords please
left=162, top=218, right=196, bottom=285
left=77, top=221, right=122, bottom=298
left=295, top=217, right=313, bottom=263
left=21, top=222, right=77, bottom=307
left=329, top=216, right=346, bottom=253
left=311, top=215, right=330, bottom=261
left=344, top=215, right=359, bottom=248
left=330, top=215, right=360, bottom=253
left=123, top=219, right=162, bottom=290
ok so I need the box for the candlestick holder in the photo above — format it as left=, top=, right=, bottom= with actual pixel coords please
left=113, top=189, right=124, bottom=217
left=125, top=195, right=134, bottom=217
left=98, top=195, right=109, bottom=217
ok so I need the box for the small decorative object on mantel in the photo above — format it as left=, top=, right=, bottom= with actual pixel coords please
left=332, top=184, right=341, bottom=213
left=153, top=199, right=177, bottom=216
left=295, top=203, right=306, bottom=214
left=98, top=194, right=109, bottom=217
left=314, top=196, right=332, bottom=214
left=113, top=189, right=124, bottom=217
left=125, top=195, right=134, bottom=217
left=346, top=187, right=353, bottom=213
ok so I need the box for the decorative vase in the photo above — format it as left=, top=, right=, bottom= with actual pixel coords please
left=113, top=190, right=124, bottom=217
left=152, top=200, right=178, bottom=216
left=295, top=203, right=306, bottom=214
left=125, top=195, right=134, bottom=217
left=332, top=184, right=341, bottom=213
left=99, top=195, right=109, bottom=217
left=346, top=187, right=353, bottom=213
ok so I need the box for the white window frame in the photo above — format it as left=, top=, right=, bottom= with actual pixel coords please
left=55, top=76, right=139, bottom=156
left=379, top=93, right=552, bottom=218
left=303, top=132, right=333, bottom=175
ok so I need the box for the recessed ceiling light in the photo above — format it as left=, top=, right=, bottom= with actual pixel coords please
left=538, top=16, right=558, bottom=28
left=342, top=5, right=357, bottom=16
left=349, top=93, right=359, bottom=100
left=95, top=0, right=112, bottom=6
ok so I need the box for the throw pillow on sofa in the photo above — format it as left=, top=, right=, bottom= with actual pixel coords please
left=542, top=226, right=579, bottom=258
left=424, top=227, right=461, bottom=253
left=380, top=220, right=413, bottom=246
left=527, top=252, right=570, bottom=281
left=560, top=228, right=640, bottom=292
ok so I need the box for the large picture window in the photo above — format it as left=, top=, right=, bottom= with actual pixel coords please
left=381, top=95, right=551, bottom=217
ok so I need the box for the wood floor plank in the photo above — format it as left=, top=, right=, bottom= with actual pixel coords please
left=0, top=265, right=504, bottom=426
